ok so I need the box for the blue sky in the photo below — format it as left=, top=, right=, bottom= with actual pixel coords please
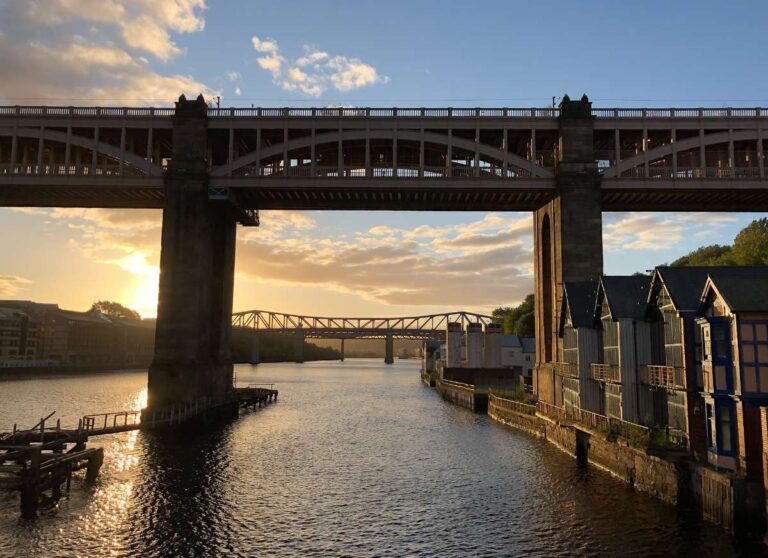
left=0, top=0, right=765, bottom=318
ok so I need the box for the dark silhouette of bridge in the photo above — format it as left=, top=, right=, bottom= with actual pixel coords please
left=232, top=309, right=494, bottom=364
left=1, top=94, right=765, bottom=420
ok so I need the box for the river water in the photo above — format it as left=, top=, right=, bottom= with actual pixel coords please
left=0, top=360, right=762, bottom=557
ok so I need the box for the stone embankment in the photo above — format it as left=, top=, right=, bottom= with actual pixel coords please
left=482, top=392, right=747, bottom=534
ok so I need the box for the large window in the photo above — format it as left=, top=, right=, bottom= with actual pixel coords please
left=740, top=320, right=768, bottom=393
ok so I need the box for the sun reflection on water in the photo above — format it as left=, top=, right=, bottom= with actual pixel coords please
left=132, top=387, right=148, bottom=412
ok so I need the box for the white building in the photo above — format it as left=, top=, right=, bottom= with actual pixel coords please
left=500, top=335, right=535, bottom=380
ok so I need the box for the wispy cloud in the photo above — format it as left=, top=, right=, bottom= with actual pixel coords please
left=604, top=213, right=737, bottom=251
left=0, top=275, right=32, bottom=296
left=251, top=36, right=389, bottom=97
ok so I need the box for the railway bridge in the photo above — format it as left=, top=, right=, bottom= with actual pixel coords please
left=1, top=94, right=767, bottom=417
left=232, top=309, right=494, bottom=363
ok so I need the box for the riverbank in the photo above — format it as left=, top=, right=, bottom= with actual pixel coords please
left=0, top=363, right=150, bottom=381
left=430, top=374, right=760, bottom=538
left=484, top=391, right=759, bottom=537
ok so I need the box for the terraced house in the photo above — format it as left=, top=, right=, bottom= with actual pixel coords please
left=646, top=267, right=715, bottom=459
left=696, top=268, right=768, bottom=483
left=591, top=275, right=653, bottom=423
left=558, top=281, right=601, bottom=413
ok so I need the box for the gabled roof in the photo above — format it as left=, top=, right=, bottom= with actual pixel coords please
left=701, top=267, right=768, bottom=313
left=562, top=281, right=598, bottom=329
left=651, top=267, right=714, bottom=313
left=597, top=275, right=650, bottom=320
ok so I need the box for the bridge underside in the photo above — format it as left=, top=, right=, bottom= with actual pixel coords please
left=1, top=178, right=766, bottom=211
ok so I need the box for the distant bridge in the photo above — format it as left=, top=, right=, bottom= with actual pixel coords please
left=231, top=309, right=495, bottom=364
left=232, top=309, right=494, bottom=339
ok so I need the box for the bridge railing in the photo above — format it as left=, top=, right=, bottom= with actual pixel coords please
left=204, top=107, right=562, bottom=118
left=0, top=106, right=175, bottom=117
left=3, top=105, right=768, bottom=120
left=0, top=163, right=148, bottom=177
left=81, top=411, right=142, bottom=432
left=592, top=107, right=768, bottom=118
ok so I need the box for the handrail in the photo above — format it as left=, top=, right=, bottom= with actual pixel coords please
left=2, top=106, right=766, bottom=119
left=488, top=392, right=536, bottom=415
left=639, top=365, right=685, bottom=390
left=590, top=363, right=622, bottom=383
left=81, top=410, right=142, bottom=432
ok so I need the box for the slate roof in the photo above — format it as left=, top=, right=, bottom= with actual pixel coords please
left=563, top=281, right=598, bottom=328
left=599, top=275, right=651, bottom=320
left=501, top=334, right=522, bottom=348
left=652, top=267, right=713, bottom=313
left=520, top=337, right=535, bottom=354
left=704, top=267, right=768, bottom=313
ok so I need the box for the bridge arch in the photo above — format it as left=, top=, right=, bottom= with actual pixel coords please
left=0, top=127, right=163, bottom=176
left=212, top=129, right=554, bottom=178
left=603, top=129, right=761, bottom=178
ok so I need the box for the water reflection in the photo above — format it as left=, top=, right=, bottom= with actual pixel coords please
left=126, top=423, right=235, bottom=556
left=0, top=362, right=765, bottom=557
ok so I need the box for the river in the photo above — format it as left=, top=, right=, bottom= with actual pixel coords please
left=0, top=360, right=762, bottom=557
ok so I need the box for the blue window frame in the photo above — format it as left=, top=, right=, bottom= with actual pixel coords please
left=707, top=318, right=734, bottom=394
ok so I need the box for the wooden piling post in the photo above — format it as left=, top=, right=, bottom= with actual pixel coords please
left=20, top=448, right=41, bottom=519
left=85, top=448, right=104, bottom=484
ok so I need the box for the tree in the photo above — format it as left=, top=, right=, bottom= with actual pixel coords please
left=730, top=218, right=768, bottom=265
left=513, top=311, right=535, bottom=338
left=493, top=294, right=534, bottom=336
left=670, top=244, right=733, bottom=266
left=669, top=218, right=768, bottom=267
left=90, top=300, right=141, bottom=320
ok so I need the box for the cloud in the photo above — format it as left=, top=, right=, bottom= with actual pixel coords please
left=251, top=36, right=389, bottom=97
left=227, top=71, right=241, bottom=81
left=604, top=213, right=737, bottom=251
left=0, top=1, right=211, bottom=104
left=6, top=208, right=534, bottom=311
left=0, top=275, right=32, bottom=296
left=236, top=212, right=534, bottom=308
left=22, top=0, right=206, bottom=61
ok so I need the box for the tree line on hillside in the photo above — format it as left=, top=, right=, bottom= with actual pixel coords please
left=230, top=328, right=340, bottom=362
left=670, top=218, right=768, bottom=266
left=488, top=219, right=768, bottom=339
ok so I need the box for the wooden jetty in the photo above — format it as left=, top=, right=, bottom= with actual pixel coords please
left=235, top=384, right=279, bottom=409
left=0, top=413, right=105, bottom=519
left=1, top=385, right=278, bottom=519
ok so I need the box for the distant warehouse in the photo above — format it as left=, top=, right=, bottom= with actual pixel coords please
left=0, top=301, right=154, bottom=368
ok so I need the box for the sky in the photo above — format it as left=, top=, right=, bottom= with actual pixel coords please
left=0, top=0, right=765, bottom=318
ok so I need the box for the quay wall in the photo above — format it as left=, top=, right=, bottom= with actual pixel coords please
left=436, top=379, right=487, bottom=413
left=485, top=395, right=745, bottom=532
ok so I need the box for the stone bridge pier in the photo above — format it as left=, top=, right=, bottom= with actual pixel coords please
left=533, top=96, right=604, bottom=405
left=294, top=329, right=305, bottom=363
left=147, top=96, right=238, bottom=413
left=385, top=334, right=395, bottom=365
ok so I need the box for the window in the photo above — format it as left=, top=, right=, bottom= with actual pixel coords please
left=712, top=326, right=728, bottom=359
left=718, top=404, right=733, bottom=453
left=705, top=403, right=714, bottom=448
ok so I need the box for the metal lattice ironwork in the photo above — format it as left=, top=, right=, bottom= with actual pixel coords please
left=231, top=310, right=495, bottom=339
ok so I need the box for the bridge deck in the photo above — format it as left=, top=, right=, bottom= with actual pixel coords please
left=1, top=104, right=767, bottom=212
